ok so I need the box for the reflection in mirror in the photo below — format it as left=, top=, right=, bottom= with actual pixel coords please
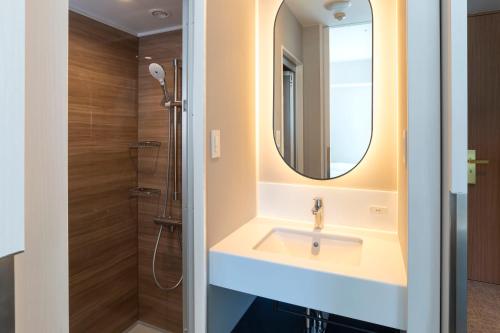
left=274, top=0, right=373, bottom=180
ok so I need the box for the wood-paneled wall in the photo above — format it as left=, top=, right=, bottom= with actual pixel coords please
left=69, top=12, right=139, bottom=333
left=138, top=31, right=183, bottom=333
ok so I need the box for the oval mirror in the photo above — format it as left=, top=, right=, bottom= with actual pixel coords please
left=274, top=0, right=373, bottom=180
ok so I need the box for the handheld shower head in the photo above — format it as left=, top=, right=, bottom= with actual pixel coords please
left=149, top=62, right=171, bottom=106
left=149, top=63, right=166, bottom=86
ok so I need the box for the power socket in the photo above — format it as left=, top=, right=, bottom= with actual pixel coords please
left=370, top=206, right=388, bottom=215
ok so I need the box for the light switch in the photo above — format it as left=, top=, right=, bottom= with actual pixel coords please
left=211, top=129, right=221, bottom=159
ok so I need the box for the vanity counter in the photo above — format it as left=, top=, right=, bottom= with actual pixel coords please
left=209, top=217, right=407, bottom=330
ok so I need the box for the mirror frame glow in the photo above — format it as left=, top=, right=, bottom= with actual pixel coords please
left=273, top=0, right=374, bottom=180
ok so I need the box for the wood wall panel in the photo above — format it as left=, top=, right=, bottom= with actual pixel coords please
left=138, top=31, right=183, bottom=332
left=69, top=12, right=139, bottom=333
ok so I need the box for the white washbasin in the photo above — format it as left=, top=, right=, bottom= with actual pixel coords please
left=209, top=218, right=408, bottom=330
left=253, top=228, right=363, bottom=266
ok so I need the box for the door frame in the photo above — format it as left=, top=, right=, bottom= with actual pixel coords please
left=441, top=0, right=468, bottom=332
left=406, top=0, right=442, bottom=332
left=187, top=0, right=448, bottom=332
left=280, top=46, right=304, bottom=171
left=184, top=0, right=207, bottom=331
left=183, top=0, right=208, bottom=333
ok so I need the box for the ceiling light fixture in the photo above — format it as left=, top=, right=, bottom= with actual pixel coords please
left=324, top=0, right=352, bottom=21
left=149, top=8, right=170, bottom=19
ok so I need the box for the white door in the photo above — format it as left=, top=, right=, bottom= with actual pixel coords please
left=441, top=0, right=468, bottom=332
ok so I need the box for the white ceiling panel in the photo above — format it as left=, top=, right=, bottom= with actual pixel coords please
left=469, top=0, right=500, bottom=14
left=284, top=0, right=372, bottom=27
left=70, top=0, right=182, bottom=37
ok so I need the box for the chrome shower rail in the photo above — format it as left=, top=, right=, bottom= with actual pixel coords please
left=172, top=58, right=181, bottom=201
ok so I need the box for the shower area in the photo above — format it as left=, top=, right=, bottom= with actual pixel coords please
left=68, top=2, right=184, bottom=332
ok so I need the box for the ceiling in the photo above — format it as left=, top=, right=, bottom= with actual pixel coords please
left=285, top=0, right=372, bottom=27
left=469, top=0, right=500, bottom=14
left=69, top=0, right=182, bottom=37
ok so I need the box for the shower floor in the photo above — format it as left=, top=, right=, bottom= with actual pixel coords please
left=125, top=322, right=172, bottom=333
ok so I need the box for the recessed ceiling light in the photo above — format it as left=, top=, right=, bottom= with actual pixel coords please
left=149, top=9, right=170, bottom=19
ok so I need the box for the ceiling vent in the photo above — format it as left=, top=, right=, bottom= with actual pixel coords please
left=149, top=9, right=170, bottom=19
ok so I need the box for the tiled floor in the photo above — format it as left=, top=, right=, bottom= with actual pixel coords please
left=125, top=322, right=170, bottom=333
left=468, top=280, right=500, bottom=333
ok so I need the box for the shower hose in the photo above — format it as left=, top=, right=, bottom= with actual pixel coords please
left=152, top=92, right=183, bottom=291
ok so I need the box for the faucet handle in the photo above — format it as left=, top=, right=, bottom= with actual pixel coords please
left=312, top=198, right=324, bottom=230
left=313, top=197, right=323, bottom=208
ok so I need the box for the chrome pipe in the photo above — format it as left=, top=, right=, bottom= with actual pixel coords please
left=449, top=192, right=468, bottom=333
left=173, top=59, right=182, bottom=201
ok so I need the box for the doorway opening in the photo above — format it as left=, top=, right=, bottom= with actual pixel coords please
left=67, top=1, right=189, bottom=332
left=467, top=4, right=500, bottom=333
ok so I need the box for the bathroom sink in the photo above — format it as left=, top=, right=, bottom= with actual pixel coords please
left=253, top=228, right=363, bottom=266
left=211, top=218, right=407, bottom=330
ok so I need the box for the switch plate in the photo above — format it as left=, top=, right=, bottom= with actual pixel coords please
left=211, top=129, right=221, bottom=159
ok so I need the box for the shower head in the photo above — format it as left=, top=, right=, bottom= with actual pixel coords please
left=149, top=63, right=166, bottom=86
left=149, top=62, right=171, bottom=107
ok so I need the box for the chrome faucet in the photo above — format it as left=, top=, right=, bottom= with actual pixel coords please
left=311, top=198, right=324, bottom=230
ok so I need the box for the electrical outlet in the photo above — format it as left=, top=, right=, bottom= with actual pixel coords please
left=370, top=206, right=388, bottom=215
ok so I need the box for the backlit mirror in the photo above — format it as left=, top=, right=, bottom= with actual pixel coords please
left=274, top=0, right=373, bottom=179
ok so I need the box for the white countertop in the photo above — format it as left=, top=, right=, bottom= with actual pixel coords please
left=209, top=217, right=407, bottom=330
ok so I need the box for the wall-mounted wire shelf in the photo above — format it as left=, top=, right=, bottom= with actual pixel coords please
left=128, top=141, right=161, bottom=174
left=129, top=141, right=161, bottom=149
left=129, top=187, right=161, bottom=198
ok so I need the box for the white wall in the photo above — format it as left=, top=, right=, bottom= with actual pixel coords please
left=206, top=0, right=256, bottom=254
left=15, top=0, right=69, bottom=332
left=205, top=0, right=257, bottom=331
left=0, top=0, right=25, bottom=258
left=259, top=182, right=397, bottom=232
